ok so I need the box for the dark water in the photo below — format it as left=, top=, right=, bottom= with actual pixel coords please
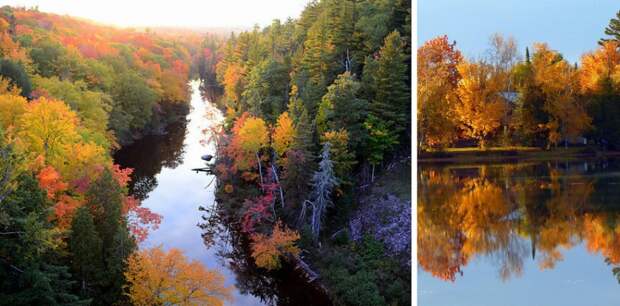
left=114, top=81, right=330, bottom=306
left=418, top=160, right=620, bottom=306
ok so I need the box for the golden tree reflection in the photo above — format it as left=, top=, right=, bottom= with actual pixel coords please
left=417, top=162, right=620, bottom=282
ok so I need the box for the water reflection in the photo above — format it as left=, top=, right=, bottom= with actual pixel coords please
left=199, top=200, right=332, bottom=306
left=114, top=118, right=187, bottom=201
left=418, top=160, right=620, bottom=284
left=115, top=81, right=330, bottom=306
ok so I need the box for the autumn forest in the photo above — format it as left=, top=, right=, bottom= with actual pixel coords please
left=0, top=1, right=412, bottom=306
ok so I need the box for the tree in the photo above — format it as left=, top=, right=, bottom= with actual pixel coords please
left=250, top=221, right=301, bottom=270
left=417, top=35, right=462, bottom=149
left=579, top=41, right=620, bottom=147
left=86, top=169, right=135, bottom=305
left=0, top=174, right=87, bottom=305
left=227, top=114, right=269, bottom=172
left=32, top=76, right=112, bottom=147
left=125, top=246, right=232, bottom=306
left=600, top=10, right=620, bottom=44
left=0, top=93, right=27, bottom=130
left=316, top=71, right=368, bottom=151
left=320, top=129, right=356, bottom=186
left=0, top=76, right=23, bottom=96
left=70, top=206, right=104, bottom=296
left=301, top=142, right=339, bottom=240
left=368, top=31, right=410, bottom=139
left=109, top=72, right=158, bottom=143
left=0, top=59, right=31, bottom=98
left=364, top=115, right=398, bottom=182
left=273, top=112, right=295, bottom=156
left=512, top=47, right=548, bottom=146
left=242, top=59, right=289, bottom=122
left=0, top=128, right=19, bottom=204
left=17, top=97, right=80, bottom=164
left=530, top=43, right=591, bottom=148
left=455, top=60, right=507, bottom=148
left=292, top=107, right=315, bottom=161
left=281, top=149, right=311, bottom=220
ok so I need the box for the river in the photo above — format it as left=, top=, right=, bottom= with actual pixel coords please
left=114, top=81, right=332, bottom=305
left=418, top=160, right=620, bottom=306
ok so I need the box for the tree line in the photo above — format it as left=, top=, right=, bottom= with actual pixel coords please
left=419, top=11, right=620, bottom=151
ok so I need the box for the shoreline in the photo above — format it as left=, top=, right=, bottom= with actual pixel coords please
left=418, top=147, right=620, bottom=164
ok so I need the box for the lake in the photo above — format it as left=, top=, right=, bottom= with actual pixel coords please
left=114, top=81, right=329, bottom=306
left=418, top=160, right=620, bottom=306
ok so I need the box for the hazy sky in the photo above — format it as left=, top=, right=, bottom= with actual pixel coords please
left=2, top=0, right=312, bottom=28
left=419, top=0, right=620, bottom=63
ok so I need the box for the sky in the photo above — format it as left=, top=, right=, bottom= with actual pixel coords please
left=419, top=0, right=620, bottom=63
left=1, top=0, right=311, bottom=28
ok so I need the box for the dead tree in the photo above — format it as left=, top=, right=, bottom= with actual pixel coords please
left=299, top=143, right=338, bottom=241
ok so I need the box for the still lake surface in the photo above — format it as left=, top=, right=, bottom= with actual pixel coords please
left=114, top=81, right=264, bottom=305
left=418, top=160, right=620, bottom=306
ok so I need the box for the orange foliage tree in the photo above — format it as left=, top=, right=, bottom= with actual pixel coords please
left=250, top=221, right=301, bottom=270
left=455, top=60, right=507, bottom=148
left=417, top=35, right=463, bottom=149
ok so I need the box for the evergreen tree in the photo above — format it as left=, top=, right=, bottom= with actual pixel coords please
left=70, top=206, right=104, bottom=297
left=0, top=174, right=87, bottom=305
left=293, top=107, right=316, bottom=161
left=316, top=71, right=368, bottom=152
left=600, top=10, right=620, bottom=44
left=367, top=31, right=410, bottom=140
left=364, top=114, right=398, bottom=182
left=512, top=56, right=548, bottom=146
left=85, top=169, right=133, bottom=305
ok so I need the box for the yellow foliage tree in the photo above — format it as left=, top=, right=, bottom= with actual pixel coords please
left=0, top=77, right=22, bottom=96
left=16, top=97, right=80, bottom=162
left=125, top=246, right=232, bottom=306
left=273, top=112, right=295, bottom=156
left=531, top=43, right=591, bottom=147
left=0, top=94, right=27, bottom=130
left=250, top=221, right=301, bottom=270
left=579, top=41, right=620, bottom=94
left=238, top=116, right=269, bottom=153
left=56, top=142, right=108, bottom=181
left=223, top=63, right=245, bottom=106
left=228, top=114, right=269, bottom=171
left=455, top=60, right=507, bottom=148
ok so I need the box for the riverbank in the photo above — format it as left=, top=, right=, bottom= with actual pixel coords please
left=418, top=146, right=620, bottom=164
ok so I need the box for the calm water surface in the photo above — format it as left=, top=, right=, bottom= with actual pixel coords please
left=114, top=81, right=263, bottom=305
left=418, top=160, right=620, bottom=306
